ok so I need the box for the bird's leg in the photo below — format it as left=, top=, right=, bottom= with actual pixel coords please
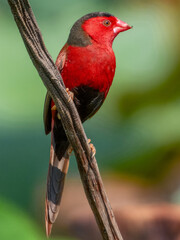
left=66, top=88, right=74, bottom=102
left=67, top=146, right=73, bottom=156
left=51, top=105, right=61, bottom=120
left=90, top=143, right=96, bottom=158
left=88, top=139, right=96, bottom=158
left=51, top=88, right=74, bottom=120
left=57, top=112, right=61, bottom=120
left=51, top=105, right=57, bottom=111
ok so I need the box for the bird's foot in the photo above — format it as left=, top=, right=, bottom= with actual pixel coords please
left=66, top=88, right=74, bottom=102
left=67, top=146, right=73, bottom=155
left=51, top=105, right=61, bottom=120
left=88, top=139, right=96, bottom=158
left=50, top=88, right=73, bottom=120
left=51, top=105, right=57, bottom=111
left=57, top=113, right=61, bottom=120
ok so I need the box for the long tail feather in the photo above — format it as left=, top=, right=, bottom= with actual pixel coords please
left=45, top=108, right=71, bottom=237
left=45, top=150, right=70, bottom=237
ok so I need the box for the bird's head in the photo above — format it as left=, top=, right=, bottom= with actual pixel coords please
left=67, top=12, right=131, bottom=47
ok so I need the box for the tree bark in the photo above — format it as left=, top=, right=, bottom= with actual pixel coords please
left=7, top=1, right=123, bottom=239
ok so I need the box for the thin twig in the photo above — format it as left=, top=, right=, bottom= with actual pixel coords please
left=7, top=0, right=123, bottom=239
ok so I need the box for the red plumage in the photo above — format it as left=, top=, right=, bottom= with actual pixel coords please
left=44, top=12, right=131, bottom=236
left=57, top=43, right=115, bottom=95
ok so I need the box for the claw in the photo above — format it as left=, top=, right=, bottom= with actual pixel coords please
left=51, top=105, right=61, bottom=120
left=87, top=139, right=96, bottom=157
left=67, top=146, right=73, bottom=155
left=89, top=143, right=96, bottom=158
left=57, top=113, right=61, bottom=120
left=66, top=88, right=74, bottom=102
left=51, top=105, right=57, bottom=111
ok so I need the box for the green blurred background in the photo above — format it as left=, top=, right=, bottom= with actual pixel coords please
left=0, top=0, right=180, bottom=239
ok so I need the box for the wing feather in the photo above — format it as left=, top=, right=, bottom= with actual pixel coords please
left=43, top=44, right=68, bottom=135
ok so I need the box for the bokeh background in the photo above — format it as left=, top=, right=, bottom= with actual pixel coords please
left=0, top=0, right=180, bottom=239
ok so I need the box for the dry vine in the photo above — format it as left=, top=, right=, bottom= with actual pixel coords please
left=7, top=0, right=123, bottom=239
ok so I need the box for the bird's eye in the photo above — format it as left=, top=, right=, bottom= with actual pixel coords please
left=103, top=20, right=111, bottom=27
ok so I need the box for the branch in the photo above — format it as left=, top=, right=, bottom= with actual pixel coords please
left=7, top=0, right=123, bottom=239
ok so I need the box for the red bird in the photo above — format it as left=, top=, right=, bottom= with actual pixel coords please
left=44, top=12, right=131, bottom=236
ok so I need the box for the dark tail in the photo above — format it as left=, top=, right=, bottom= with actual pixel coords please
left=45, top=109, right=71, bottom=237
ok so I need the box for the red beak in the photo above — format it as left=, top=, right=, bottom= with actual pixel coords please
left=114, top=19, right=132, bottom=34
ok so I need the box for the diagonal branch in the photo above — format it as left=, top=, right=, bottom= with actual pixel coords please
left=7, top=0, right=123, bottom=239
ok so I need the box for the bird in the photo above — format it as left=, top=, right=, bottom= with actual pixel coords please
left=43, top=12, right=131, bottom=237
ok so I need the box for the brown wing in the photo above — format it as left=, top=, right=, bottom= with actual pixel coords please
left=43, top=44, right=68, bottom=135
left=43, top=93, right=51, bottom=135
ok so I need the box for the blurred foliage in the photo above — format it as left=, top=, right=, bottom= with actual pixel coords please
left=0, top=198, right=42, bottom=240
left=112, top=141, right=180, bottom=182
left=118, top=60, right=180, bottom=118
left=0, top=198, right=74, bottom=240
left=0, top=0, right=180, bottom=238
